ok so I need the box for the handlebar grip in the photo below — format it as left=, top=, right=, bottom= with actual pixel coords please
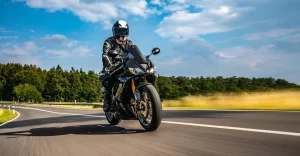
left=109, top=61, right=123, bottom=74
left=114, top=61, right=122, bottom=68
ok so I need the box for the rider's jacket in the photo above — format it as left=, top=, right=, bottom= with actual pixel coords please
left=102, top=36, right=134, bottom=70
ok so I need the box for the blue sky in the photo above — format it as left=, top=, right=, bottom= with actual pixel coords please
left=1, top=0, right=300, bottom=84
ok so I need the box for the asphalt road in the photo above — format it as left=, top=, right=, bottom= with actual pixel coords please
left=0, top=105, right=300, bottom=156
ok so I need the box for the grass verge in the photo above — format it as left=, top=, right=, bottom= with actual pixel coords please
left=162, top=91, right=300, bottom=111
left=0, top=108, right=18, bottom=124
left=0, top=101, right=13, bottom=104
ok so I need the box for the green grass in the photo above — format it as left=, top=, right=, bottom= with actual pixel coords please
left=0, top=108, right=18, bottom=124
left=0, top=101, right=13, bottom=104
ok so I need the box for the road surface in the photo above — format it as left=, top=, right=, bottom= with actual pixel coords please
left=0, top=105, right=300, bottom=156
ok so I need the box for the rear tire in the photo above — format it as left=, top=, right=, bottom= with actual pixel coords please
left=138, top=84, right=162, bottom=131
left=105, top=111, right=121, bottom=125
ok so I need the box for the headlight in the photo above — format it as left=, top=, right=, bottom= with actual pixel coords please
left=149, top=66, right=156, bottom=74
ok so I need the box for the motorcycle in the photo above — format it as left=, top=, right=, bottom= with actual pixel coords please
left=103, top=45, right=162, bottom=131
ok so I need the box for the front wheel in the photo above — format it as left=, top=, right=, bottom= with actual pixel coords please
left=137, top=84, right=162, bottom=131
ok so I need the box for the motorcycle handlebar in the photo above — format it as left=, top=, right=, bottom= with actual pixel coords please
left=109, top=61, right=123, bottom=75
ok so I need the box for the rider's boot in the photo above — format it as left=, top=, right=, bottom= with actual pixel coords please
left=102, top=87, right=111, bottom=112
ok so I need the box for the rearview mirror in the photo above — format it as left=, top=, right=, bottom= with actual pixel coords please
left=152, top=47, right=160, bottom=55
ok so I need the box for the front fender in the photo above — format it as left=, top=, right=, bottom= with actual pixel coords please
left=135, top=82, right=152, bottom=91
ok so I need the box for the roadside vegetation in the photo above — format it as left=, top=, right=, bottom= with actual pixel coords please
left=1, top=63, right=300, bottom=110
left=0, top=101, right=13, bottom=104
left=0, top=108, right=18, bottom=124
left=162, top=91, right=300, bottom=110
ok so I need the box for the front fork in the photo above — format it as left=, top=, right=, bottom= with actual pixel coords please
left=132, top=79, right=142, bottom=111
left=132, top=76, right=148, bottom=111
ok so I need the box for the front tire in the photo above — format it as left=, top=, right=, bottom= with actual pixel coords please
left=137, top=84, right=162, bottom=131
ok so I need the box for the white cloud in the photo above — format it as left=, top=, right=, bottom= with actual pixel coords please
left=0, top=41, right=37, bottom=56
left=157, top=42, right=300, bottom=83
left=30, top=29, right=35, bottom=33
left=40, top=34, right=78, bottom=48
left=153, top=0, right=300, bottom=84
left=151, top=0, right=190, bottom=12
left=215, top=44, right=278, bottom=70
left=214, top=44, right=300, bottom=84
left=0, top=42, right=14, bottom=48
left=45, top=45, right=93, bottom=59
left=171, top=0, right=188, bottom=3
left=163, top=4, right=190, bottom=11
left=157, top=56, right=182, bottom=65
left=0, top=41, right=41, bottom=65
left=244, top=28, right=300, bottom=40
left=151, top=0, right=163, bottom=6
left=215, top=52, right=236, bottom=59
left=73, top=46, right=93, bottom=57
left=40, top=34, right=67, bottom=41
left=0, top=36, right=19, bottom=40
left=279, top=34, right=300, bottom=43
left=45, top=49, right=71, bottom=59
left=171, top=36, right=215, bottom=59
left=155, top=4, right=247, bottom=38
left=210, top=5, right=236, bottom=16
left=154, top=0, right=300, bottom=39
left=14, top=0, right=160, bottom=29
left=155, top=0, right=277, bottom=38
left=0, top=55, right=42, bottom=66
left=103, top=20, right=113, bottom=30
left=38, top=34, right=93, bottom=58
left=0, top=33, right=94, bottom=67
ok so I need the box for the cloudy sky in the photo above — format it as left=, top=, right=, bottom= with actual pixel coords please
left=1, top=0, right=300, bottom=84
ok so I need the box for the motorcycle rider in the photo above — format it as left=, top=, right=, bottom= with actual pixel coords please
left=100, top=20, right=134, bottom=112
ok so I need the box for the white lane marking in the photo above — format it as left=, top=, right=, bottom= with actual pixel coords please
left=5, top=106, right=300, bottom=137
left=162, top=121, right=300, bottom=137
left=0, top=110, right=20, bottom=127
left=18, top=107, right=105, bottom=118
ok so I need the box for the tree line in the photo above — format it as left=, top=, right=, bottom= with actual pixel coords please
left=0, top=63, right=101, bottom=103
left=0, top=63, right=299, bottom=103
left=155, top=75, right=300, bottom=100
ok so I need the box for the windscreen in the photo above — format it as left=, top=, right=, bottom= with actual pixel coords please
left=126, top=45, right=147, bottom=64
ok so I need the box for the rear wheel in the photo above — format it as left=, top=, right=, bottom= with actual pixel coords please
left=105, top=110, right=121, bottom=125
left=137, top=84, right=162, bottom=131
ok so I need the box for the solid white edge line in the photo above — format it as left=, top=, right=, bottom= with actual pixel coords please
left=21, top=107, right=106, bottom=118
left=3, top=106, right=300, bottom=137
left=0, top=110, right=20, bottom=127
left=162, top=121, right=300, bottom=137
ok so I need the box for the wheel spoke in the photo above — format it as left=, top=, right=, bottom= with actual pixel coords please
left=137, top=89, right=154, bottom=127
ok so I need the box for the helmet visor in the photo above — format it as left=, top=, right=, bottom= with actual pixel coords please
left=114, top=28, right=129, bottom=36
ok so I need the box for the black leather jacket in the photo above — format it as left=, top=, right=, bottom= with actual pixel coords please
left=102, top=37, right=134, bottom=71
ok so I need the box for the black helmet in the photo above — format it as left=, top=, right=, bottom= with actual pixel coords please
left=112, top=20, right=129, bottom=42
